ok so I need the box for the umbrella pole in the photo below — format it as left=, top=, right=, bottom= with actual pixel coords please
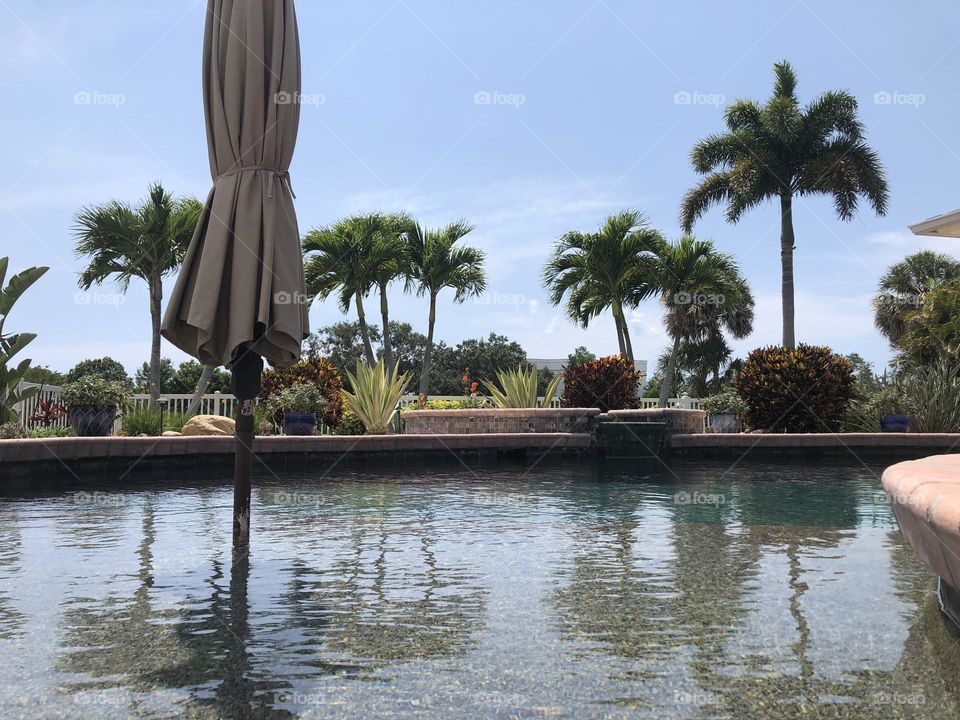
left=231, top=349, right=263, bottom=548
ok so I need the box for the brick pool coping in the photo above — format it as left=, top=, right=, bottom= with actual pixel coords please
left=883, top=455, right=960, bottom=625
left=0, top=433, right=593, bottom=465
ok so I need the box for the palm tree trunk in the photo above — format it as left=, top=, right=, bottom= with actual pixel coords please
left=418, top=293, right=438, bottom=399
left=659, top=334, right=683, bottom=408
left=379, top=282, right=393, bottom=377
left=620, top=314, right=635, bottom=362
left=187, top=365, right=215, bottom=416
left=355, top=294, right=376, bottom=366
left=148, top=276, right=163, bottom=407
left=780, top=193, right=796, bottom=350
left=612, top=306, right=627, bottom=357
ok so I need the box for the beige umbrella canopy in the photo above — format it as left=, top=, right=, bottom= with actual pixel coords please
left=162, top=0, right=308, bottom=371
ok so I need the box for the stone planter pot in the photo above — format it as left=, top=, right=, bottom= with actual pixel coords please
left=880, top=413, right=910, bottom=432
left=68, top=405, right=117, bottom=437
left=710, top=412, right=740, bottom=434
left=282, top=411, right=316, bottom=436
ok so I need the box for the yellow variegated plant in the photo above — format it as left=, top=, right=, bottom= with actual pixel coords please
left=344, top=360, right=411, bottom=434
left=483, top=364, right=562, bottom=409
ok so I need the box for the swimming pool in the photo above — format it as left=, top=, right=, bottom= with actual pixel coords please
left=1, top=460, right=957, bottom=718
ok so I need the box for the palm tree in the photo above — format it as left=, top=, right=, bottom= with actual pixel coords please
left=542, top=211, right=663, bottom=361
left=406, top=221, right=486, bottom=397
left=303, top=215, right=387, bottom=366
left=646, top=236, right=754, bottom=407
left=74, top=182, right=201, bottom=405
left=873, top=250, right=960, bottom=347
left=680, top=60, right=888, bottom=350
left=371, top=213, right=415, bottom=376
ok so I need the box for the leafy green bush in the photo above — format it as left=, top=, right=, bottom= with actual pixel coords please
left=0, top=422, right=26, bottom=439
left=332, top=409, right=365, bottom=436
left=734, top=345, right=854, bottom=432
left=843, top=385, right=906, bottom=432
left=701, top=390, right=748, bottom=418
left=28, top=426, right=74, bottom=438
left=561, top=355, right=641, bottom=412
left=265, top=383, right=329, bottom=415
left=400, top=397, right=492, bottom=412
left=259, top=357, right=345, bottom=427
left=121, top=408, right=162, bottom=436
left=64, top=357, right=132, bottom=387
left=898, top=361, right=960, bottom=432
left=61, top=376, right=129, bottom=408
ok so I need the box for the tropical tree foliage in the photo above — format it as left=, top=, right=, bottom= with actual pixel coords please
left=0, top=258, right=48, bottom=424
left=64, top=357, right=132, bottom=387
left=873, top=250, right=960, bottom=347
left=74, top=182, right=201, bottom=404
left=406, top=221, right=487, bottom=397
left=647, top=235, right=754, bottom=407
left=543, top=211, right=662, bottom=360
left=681, top=60, right=888, bottom=349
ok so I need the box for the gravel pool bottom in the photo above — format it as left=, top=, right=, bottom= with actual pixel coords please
left=1, top=460, right=958, bottom=719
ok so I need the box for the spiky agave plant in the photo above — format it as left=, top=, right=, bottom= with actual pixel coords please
left=344, top=359, right=411, bottom=434
left=483, top=364, right=562, bottom=409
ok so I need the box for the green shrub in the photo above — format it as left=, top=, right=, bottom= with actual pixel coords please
left=332, top=409, right=365, bottom=436
left=561, top=355, right=641, bottom=412
left=701, top=390, right=748, bottom=418
left=253, top=404, right=275, bottom=436
left=0, top=422, right=26, bottom=439
left=259, top=357, right=345, bottom=427
left=734, top=345, right=854, bottom=432
left=163, top=412, right=191, bottom=432
left=28, top=426, right=74, bottom=438
left=264, top=383, right=329, bottom=418
left=344, top=360, right=411, bottom=435
left=121, top=408, right=162, bottom=436
left=898, top=361, right=960, bottom=432
left=401, top=397, right=493, bottom=412
left=843, top=385, right=906, bottom=432
left=61, top=376, right=128, bottom=408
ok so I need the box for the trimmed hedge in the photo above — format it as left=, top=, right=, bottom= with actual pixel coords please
left=259, top=357, right=346, bottom=428
left=734, top=345, right=854, bottom=432
left=561, top=355, right=640, bottom=412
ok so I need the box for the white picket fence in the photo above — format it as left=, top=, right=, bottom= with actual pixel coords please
left=12, top=381, right=702, bottom=433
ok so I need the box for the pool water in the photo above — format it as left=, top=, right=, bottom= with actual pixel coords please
left=1, top=460, right=958, bottom=719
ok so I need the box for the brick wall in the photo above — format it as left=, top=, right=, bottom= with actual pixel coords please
left=403, top=408, right=601, bottom=434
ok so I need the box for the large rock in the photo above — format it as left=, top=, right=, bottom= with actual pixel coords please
left=181, top=415, right=235, bottom=437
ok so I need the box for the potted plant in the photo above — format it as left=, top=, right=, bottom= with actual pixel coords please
left=60, top=376, right=127, bottom=437
left=265, top=383, right=329, bottom=436
left=701, top=390, right=748, bottom=434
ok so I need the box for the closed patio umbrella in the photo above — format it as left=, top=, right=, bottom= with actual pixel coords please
left=162, top=0, right=308, bottom=546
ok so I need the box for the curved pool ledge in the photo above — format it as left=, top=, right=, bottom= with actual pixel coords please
left=883, top=454, right=960, bottom=627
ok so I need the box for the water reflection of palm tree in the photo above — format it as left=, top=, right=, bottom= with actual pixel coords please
left=0, top=506, right=25, bottom=640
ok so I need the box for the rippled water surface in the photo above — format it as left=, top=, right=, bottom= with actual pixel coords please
left=1, top=460, right=959, bottom=719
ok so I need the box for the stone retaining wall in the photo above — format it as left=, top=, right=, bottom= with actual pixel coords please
left=601, top=408, right=706, bottom=435
left=403, top=408, right=601, bottom=435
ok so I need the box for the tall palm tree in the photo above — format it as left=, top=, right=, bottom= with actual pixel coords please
left=303, top=214, right=387, bottom=366
left=74, top=182, right=201, bottom=405
left=873, top=250, right=960, bottom=347
left=680, top=60, right=888, bottom=349
left=646, top=236, right=754, bottom=407
left=406, top=221, right=486, bottom=397
left=542, top=211, right=663, bottom=361
left=371, top=213, right=415, bottom=376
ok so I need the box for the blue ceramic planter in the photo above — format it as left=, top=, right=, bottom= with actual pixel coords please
left=880, top=414, right=910, bottom=433
left=282, top=412, right=317, bottom=436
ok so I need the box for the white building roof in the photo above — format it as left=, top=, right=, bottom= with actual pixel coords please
left=909, top=209, right=960, bottom=238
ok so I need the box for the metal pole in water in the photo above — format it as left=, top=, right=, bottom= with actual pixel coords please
left=231, top=349, right=263, bottom=548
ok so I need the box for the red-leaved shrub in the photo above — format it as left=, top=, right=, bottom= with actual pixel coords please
left=733, top=344, right=854, bottom=432
left=561, top=355, right=641, bottom=412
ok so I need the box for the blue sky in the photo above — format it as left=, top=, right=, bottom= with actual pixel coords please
left=2, top=0, right=959, bottom=377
